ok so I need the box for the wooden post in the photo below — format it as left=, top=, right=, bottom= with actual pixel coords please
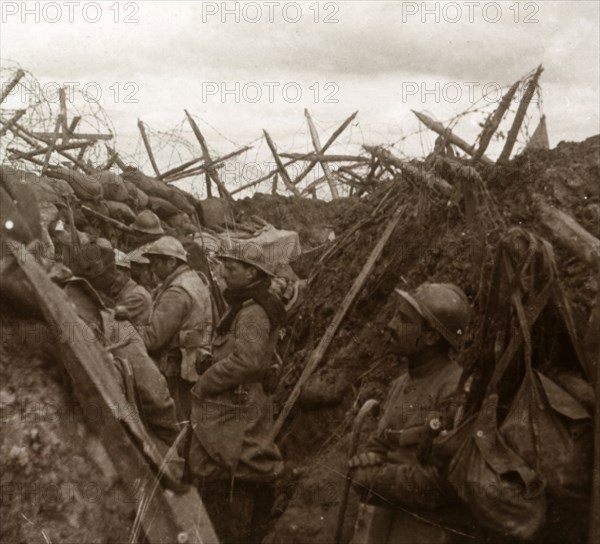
left=305, top=108, right=339, bottom=199
left=184, top=110, right=234, bottom=202
left=137, top=119, right=163, bottom=180
left=412, top=110, right=493, bottom=165
left=105, top=145, right=128, bottom=171
left=272, top=172, right=279, bottom=195
left=263, top=130, right=301, bottom=197
left=13, top=122, right=93, bottom=173
left=0, top=68, right=25, bottom=104
left=41, top=116, right=63, bottom=174
left=162, top=146, right=251, bottom=182
left=293, top=111, right=358, bottom=187
left=59, top=87, right=69, bottom=142
left=473, top=80, right=520, bottom=161
left=498, top=65, right=544, bottom=164
left=9, top=140, right=93, bottom=159
left=270, top=206, right=405, bottom=440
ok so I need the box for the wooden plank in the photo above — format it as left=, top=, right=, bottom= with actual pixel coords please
left=0, top=68, right=25, bottom=104
left=163, top=145, right=251, bottom=182
left=305, top=108, right=339, bottom=199
left=412, top=110, right=493, bottom=165
left=184, top=110, right=234, bottom=202
left=31, top=131, right=113, bottom=140
left=281, top=152, right=369, bottom=162
left=270, top=206, right=404, bottom=440
left=105, top=144, right=128, bottom=171
left=498, top=64, right=544, bottom=163
left=138, top=119, right=163, bottom=180
left=8, top=140, right=94, bottom=159
left=263, top=130, right=301, bottom=197
left=6, top=242, right=218, bottom=544
left=59, top=87, right=69, bottom=142
left=473, top=80, right=519, bottom=161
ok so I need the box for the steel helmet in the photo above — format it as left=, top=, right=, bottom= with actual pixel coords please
left=131, top=210, right=164, bottom=235
left=114, top=249, right=130, bottom=269
left=394, top=282, right=471, bottom=349
left=218, top=242, right=275, bottom=277
left=143, top=236, right=188, bottom=263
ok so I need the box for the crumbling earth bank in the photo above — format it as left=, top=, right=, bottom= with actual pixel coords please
left=264, top=136, right=599, bottom=543
left=0, top=318, right=132, bottom=544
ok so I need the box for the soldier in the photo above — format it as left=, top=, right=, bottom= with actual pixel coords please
left=127, top=246, right=156, bottom=293
left=138, top=236, right=213, bottom=422
left=188, top=243, right=286, bottom=544
left=111, top=249, right=152, bottom=326
left=130, top=210, right=164, bottom=245
left=349, top=282, right=473, bottom=543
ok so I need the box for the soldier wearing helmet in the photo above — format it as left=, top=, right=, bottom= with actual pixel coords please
left=131, top=210, right=164, bottom=244
left=188, top=242, right=286, bottom=543
left=138, top=236, right=213, bottom=422
left=348, top=282, right=473, bottom=543
left=109, top=249, right=152, bottom=326
left=127, top=246, right=156, bottom=293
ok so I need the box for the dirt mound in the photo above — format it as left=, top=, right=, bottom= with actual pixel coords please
left=0, top=317, right=132, bottom=544
left=265, top=136, right=599, bottom=543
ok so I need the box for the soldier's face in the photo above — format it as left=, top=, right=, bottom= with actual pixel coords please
left=149, top=255, right=176, bottom=280
left=222, top=260, right=255, bottom=290
left=387, top=299, right=424, bottom=356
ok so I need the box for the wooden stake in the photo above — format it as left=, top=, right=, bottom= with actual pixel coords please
left=305, top=108, right=339, bottom=199
left=263, top=130, right=301, bottom=197
left=498, top=65, right=544, bottom=163
left=364, top=145, right=452, bottom=196
left=270, top=206, right=405, bottom=440
left=184, top=110, right=234, bottom=202
left=0, top=69, right=25, bottom=104
left=412, top=110, right=493, bottom=165
left=272, top=172, right=279, bottom=195
left=137, top=118, right=163, bottom=180
left=293, top=111, right=358, bottom=187
left=0, top=109, right=26, bottom=137
left=281, top=152, right=369, bottom=162
left=473, top=80, right=519, bottom=161
left=41, top=116, right=63, bottom=174
left=533, top=194, right=600, bottom=269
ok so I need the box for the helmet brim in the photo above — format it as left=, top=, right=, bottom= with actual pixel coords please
left=218, top=254, right=274, bottom=277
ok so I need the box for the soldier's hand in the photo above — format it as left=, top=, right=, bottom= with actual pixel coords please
left=195, top=351, right=213, bottom=375
left=348, top=452, right=384, bottom=468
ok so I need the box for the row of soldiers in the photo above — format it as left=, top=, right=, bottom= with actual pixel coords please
left=70, top=210, right=287, bottom=542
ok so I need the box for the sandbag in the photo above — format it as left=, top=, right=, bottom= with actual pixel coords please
left=96, top=169, right=131, bottom=203
left=105, top=200, right=136, bottom=224
left=166, top=212, right=197, bottom=235
left=122, top=167, right=171, bottom=200
left=134, top=187, right=149, bottom=209
left=46, top=164, right=103, bottom=201
left=199, top=197, right=234, bottom=228
left=148, top=195, right=179, bottom=218
left=168, top=188, right=196, bottom=215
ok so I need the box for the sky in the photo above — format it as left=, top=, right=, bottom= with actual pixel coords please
left=1, top=0, right=599, bottom=197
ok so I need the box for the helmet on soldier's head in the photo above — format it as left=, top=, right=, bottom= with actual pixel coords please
left=114, top=249, right=130, bottom=270
left=217, top=242, right=275, bottom=277
left=143, top=236, right=187, bottom=263
left=131, top=210, right=164, bottom=235
left=394, top=283, right=471, bottom=349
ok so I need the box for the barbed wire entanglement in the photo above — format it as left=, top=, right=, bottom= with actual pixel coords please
left=1, top=60, right=115, bottom=171
left=1, top=60, right=546, bottom=201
